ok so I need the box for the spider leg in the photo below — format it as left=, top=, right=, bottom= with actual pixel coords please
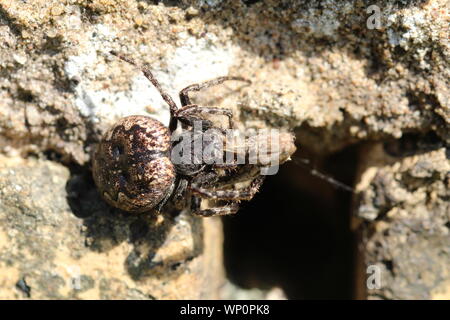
left=212, top=163, right=239, bottom=169
left=110, top=51, right=178, bottom=116
left=179, top=76, right=251, bottom=106
left=170, top=177, right=189, bottom=210
left=191, top=175, right=265, bottom=201
left=154, top=180, right=177, bottom=213
left=190, top=196, right=240, bottom=217
left=177, top=115, right=215, bottom=132
left=189, top=170, right=220, bottom=185
left=175, top=104, right=235, bottom=129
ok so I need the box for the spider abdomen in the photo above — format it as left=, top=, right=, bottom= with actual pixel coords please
left=92, top=115, right=175, bottom=213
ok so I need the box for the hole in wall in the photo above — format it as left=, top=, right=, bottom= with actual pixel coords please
left=223, top=144, right=359, bottom=299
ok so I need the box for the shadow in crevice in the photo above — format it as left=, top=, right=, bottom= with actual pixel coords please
left=383, top=131, right=445, bottom=158
left=0, top=6, right=24, bottom=38
left=223, top=130, right=446, bottom=299
left=65, top=169, right=204, bottom=282
left=223, top=144, right=359, bottom=299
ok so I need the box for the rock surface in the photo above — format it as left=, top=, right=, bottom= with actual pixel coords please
left=354, top=140, right=449, bottom=299
left=0, top=155, right=224, bottom=299
left=1, top=0, right=448, bottom=161
left=0, top=0, right=448, bottom=299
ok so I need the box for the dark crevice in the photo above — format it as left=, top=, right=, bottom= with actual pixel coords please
left=141, top=0, right=183, bottom=7
left=0, top=6, right=23, bottom=38
left=17, top=88, right=34, bottom=102
left=223, top=144, right=359, bottom=299
left=79, top=5, right=102, bottom=24
left=242, top=0, right=262, bottom=6
left=383, top=131, right=444, bottom=158
left=382, top=259, right=394, bottom=273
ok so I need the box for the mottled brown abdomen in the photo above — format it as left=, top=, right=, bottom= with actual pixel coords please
left=92, top=115, right=175, bottom=213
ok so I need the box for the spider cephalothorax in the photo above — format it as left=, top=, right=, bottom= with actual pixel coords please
left=92, top=52, right=296, bottom=217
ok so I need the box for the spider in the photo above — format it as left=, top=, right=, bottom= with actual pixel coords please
left=92, top=51, right=296, bottom=217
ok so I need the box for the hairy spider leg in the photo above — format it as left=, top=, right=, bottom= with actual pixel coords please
left=191, top=175, right=265, bottom=201
left=190, top=197, right=240, bottom=217
left=179, top=76, right=251, bottom=106
left=175, top=105, right=235, bottom=129
left=110, top=51, right=180, bottom=131
left=190, top=175, right=265, bottom=217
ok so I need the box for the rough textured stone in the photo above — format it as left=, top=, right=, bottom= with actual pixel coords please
left=0, top=155, right=224, bottom=299
left=1, top=0, right=448, bottom=162
left=354, top=140, right=449, bottom=299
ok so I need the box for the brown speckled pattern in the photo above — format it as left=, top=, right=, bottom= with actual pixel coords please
left=92, top=115, right=175, bottom=213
